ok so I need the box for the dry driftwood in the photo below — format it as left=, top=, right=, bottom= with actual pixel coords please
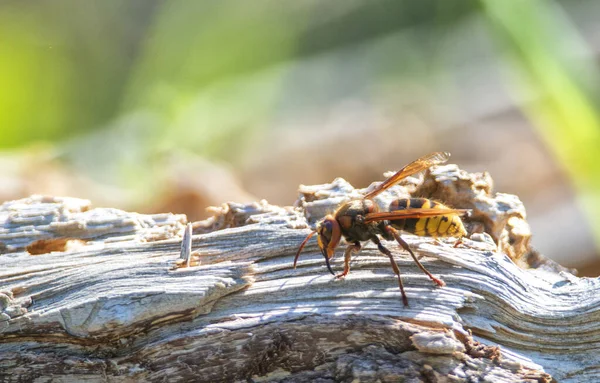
left=0, top=165, right=596, bottom=382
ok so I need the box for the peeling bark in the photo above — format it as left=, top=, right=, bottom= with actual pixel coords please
left=0, top=167, right=593, bottom=382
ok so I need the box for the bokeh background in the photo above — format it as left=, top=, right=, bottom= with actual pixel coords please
left=1, top=0, right=599, bottom=274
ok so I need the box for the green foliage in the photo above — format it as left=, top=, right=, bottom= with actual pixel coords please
left=0, top=8, right=71, bottom=146
left=481, top=0, right=600, bottom=249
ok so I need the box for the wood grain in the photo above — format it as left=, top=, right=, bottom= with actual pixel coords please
left=0, top=168, right=593, bottom=382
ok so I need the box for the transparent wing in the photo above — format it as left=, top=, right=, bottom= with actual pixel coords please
left=363, top=152, right=450, bottom=200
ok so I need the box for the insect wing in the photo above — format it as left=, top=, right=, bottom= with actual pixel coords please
left=363, top=152, right=450, bottom=200
left=364, top=207, right=469, bottom=224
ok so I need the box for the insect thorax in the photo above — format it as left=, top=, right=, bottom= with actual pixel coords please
left=334, top=199, right=379, bottom=242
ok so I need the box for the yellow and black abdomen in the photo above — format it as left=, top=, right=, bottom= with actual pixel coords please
left=388, top=198, right=467, bottom=238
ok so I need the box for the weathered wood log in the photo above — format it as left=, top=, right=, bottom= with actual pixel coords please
left=0, top=165, right=595, bottom=382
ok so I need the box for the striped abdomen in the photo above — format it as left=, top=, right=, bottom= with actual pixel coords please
left=388, top=198, right=467, bottom=238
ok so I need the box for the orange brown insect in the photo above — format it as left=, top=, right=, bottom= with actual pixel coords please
left=294, top=152, right=468, bottom=306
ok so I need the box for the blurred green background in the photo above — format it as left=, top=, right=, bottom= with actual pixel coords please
left=1, top=0, right=599, bottom=273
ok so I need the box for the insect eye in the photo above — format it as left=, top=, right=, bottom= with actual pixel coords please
left=318, top=220, right=333, bottom=240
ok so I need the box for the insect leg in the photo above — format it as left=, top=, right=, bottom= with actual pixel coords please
left=336, top=241, right=361, bottom=279
left=434, top=238, right=446, bottom=247
left=371, top=236, right=409, bottom=306
left=453, top=238, right=463, bottom=248
left=385, top=226, right=445, bottom=287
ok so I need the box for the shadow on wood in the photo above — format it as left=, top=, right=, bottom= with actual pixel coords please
left=0, top=165, right=592, bottom=382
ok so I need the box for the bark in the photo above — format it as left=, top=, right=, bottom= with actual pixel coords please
left=0, top=166, right=592, bottom=382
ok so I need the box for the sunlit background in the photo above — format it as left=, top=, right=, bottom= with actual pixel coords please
left=1, top=0, right=599, bottom=274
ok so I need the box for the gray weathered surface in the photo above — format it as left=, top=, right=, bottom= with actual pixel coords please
left=0, top=168, right=596, bottom=382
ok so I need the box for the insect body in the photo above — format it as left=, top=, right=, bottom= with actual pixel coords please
left=294, top=152, right=468, bottom=306
left=382, top=198, right=467, bottom=238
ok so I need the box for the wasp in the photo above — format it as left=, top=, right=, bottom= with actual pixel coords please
left=294, top=152, right=468, bottom=306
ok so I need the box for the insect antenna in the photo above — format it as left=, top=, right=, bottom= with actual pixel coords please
left=293, top=230, right=316, bottom=269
